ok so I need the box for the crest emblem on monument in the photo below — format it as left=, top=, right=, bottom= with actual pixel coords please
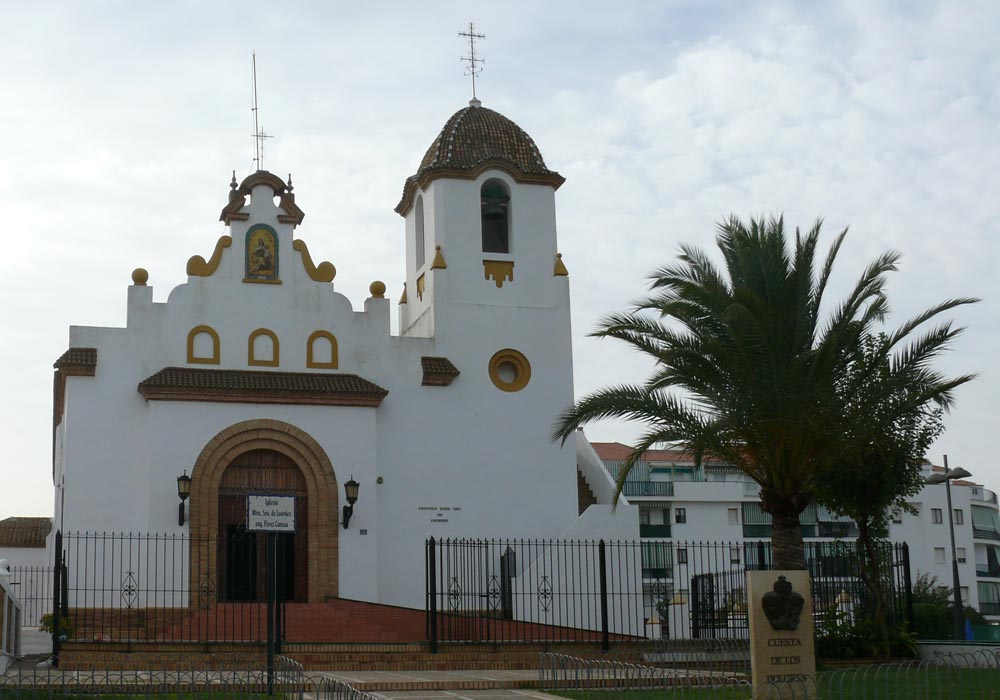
left=245, top=224, right=279, bottom=282
left=761, top=575, right=805, bottom=631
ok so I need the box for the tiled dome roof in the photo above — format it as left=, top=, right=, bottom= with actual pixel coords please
left=395, top=102, right=564, bottom=215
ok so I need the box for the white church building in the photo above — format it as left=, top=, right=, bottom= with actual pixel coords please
left=50, top=99, right=637, bottom=614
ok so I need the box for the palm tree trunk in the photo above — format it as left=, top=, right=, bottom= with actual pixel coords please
left=856, top=518, right=890, bottom=656
left=771, top=510, right=807, bottom=570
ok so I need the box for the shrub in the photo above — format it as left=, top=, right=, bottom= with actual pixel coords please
left=912, top=602, right=950, bottom=640
left=39, top=613, right=74, bottom=639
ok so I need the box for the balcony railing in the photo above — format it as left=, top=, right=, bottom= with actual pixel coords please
left=973, top=527, right=1000, bottom=542
left=622, top=481, right=675, bottom=497
left=981, top=602, right=1000, bottom=616
left=971, top=489, right=999, bottom=504
left=639, top=523, right=672, bottom=538
left=976, top=566, right=1000, bottom=578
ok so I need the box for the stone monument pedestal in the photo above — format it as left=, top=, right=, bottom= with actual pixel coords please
left=746, top=570, right=816, bottom=699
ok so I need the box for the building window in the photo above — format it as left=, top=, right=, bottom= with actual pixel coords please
left=932, top=508, right=943, bottom=524
left=675, top=508, right=687, bottom=524
left=639, top=509, right=651, bottom=526
left=481, top=179, right=510, bottom=253
left=891, top=509, right=903, bottom=524
left=415, top=196, right=426, bottom=269
left=934, top=547, right=946, bottom=564
left=954, top=509, right=964, bottom=525
left=306, top=330, right=339, bottom=369
left=957, top=547, right=967, bottom=563
left=661, top=508, right=670, bottom=524
left=248, top=328, right=279, bottom=367
left=730, top=546, right=740, bottom=564
left=187, top=325, right=220, bottom=365
left=728, top=508, right=739, bottom=525
left=960, top=586, right=969, bottom=605
left=677, top=548, right=688, bottom=564
left=488, top=348, right=531, bottom=392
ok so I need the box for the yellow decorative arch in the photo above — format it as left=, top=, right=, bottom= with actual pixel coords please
left=248, top=328, right=280, bottom=367
left=187, top=325, right=220, bottom=365
left=187, top=419, right=340, bottom=602
left=307, top=330, right=339, bottom=369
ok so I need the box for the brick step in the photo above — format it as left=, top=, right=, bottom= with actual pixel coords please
left=284, top=642, right=646, bottom=670
left=168, top=599, right=426, bottom=644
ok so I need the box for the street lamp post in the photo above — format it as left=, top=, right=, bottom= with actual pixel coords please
left=925, top=455, right=972, bottom=641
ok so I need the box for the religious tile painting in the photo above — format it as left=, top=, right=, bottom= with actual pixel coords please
left=245, top=225, right=278, bottom=282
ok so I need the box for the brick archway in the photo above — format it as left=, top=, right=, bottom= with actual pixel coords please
left=188, top=419, right=338, bottom=603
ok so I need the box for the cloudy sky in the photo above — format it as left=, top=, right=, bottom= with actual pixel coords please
left=1, top=1, right=997, bottom=518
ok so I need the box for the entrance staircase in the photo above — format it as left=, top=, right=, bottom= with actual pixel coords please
left=168, top=599, right=426, bottom=643
left=62, top=599, right=644, bottom=671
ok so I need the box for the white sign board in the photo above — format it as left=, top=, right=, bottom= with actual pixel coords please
left=247, top=495, right=296, bottom=532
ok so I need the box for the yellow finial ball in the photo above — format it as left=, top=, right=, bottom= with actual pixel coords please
left=369, top=281, right=387, bottom=298
left=131, top=268, right=149, bottom=286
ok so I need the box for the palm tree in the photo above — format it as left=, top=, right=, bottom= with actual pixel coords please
left=553, top=216, right=975, bottom=570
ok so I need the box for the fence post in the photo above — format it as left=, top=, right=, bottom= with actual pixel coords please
left=598, top=539, right=609, bottom=652
left=901, top=542, right=914, bottom=626
left=266, top=532, right=276, bottom=696
left=51, top=530, right=62, bottom=668
left=427, top=537, right=438, bottom=654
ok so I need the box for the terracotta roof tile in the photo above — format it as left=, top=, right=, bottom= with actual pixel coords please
left=590, top=442, right=696, bottom=463
left=395, top=104, right=564, bottom=215
left=53, top=347, right=97, bottom=372
left=419, top=105, right=553, bottom=175
left=138, top=367, right=388, bottom=407
left=0, top=517, right=52, bottom=548
left=421, top=357, right=460, bottom=386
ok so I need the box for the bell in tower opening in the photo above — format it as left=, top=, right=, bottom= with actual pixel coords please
left=481, top=179, right=510, bottom=253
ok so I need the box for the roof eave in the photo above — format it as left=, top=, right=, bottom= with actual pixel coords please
left=394, top=162, right=565, bottom=217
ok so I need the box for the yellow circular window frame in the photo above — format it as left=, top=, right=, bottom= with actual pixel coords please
left=488, top=349, right=531, bottom=392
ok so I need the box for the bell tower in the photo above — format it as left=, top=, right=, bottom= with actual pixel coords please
left=394, top=100, right=567, bottom=341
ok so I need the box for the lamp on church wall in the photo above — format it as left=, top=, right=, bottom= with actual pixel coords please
left=342, top=476, right=360, bottom=529
left=177, top=471, right=192, bottom=527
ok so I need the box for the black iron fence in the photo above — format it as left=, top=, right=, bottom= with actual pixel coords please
left=40, top=530, right=911, bottom=651
left=8, top=566, right=53, bottom=627
left=49, top=530, right=291, bottom=647
left=426, top=538, right=912, bottom=648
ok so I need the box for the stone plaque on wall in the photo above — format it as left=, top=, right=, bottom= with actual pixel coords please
left=746, top=570, right=816, bottom=699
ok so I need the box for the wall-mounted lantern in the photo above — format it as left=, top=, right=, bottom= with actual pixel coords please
left=342, top=476, right=360, bottom=529
left=177, top=471, right=192, bottom=527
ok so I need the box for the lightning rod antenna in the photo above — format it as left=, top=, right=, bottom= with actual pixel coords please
left=251, top=52, right=273, bottom=171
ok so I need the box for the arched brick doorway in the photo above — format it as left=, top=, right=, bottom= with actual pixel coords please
left=188, top=419, right=338, bottom=604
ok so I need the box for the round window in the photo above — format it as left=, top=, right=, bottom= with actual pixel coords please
left=488, top=349, right=531, bottom=392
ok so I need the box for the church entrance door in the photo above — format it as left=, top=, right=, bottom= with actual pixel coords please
left=217, top=449, right=309, bottom=602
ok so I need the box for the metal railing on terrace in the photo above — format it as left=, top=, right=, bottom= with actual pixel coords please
left=639, top=524, right=672, bottom=538
left=622, top=482, right=674, bottom=497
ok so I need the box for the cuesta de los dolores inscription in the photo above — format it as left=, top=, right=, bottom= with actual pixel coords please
left=746, top=570, right=816, bottom=699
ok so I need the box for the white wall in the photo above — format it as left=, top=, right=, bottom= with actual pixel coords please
left=55, top=170, right=618, bottom=613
